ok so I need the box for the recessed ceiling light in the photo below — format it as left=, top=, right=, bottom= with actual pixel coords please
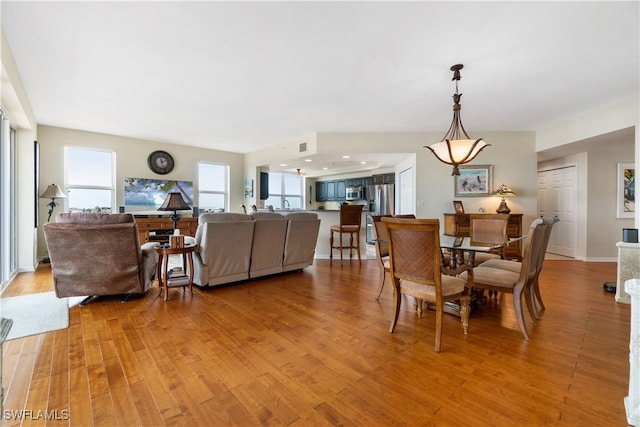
left=342, top=155, right=350, bottom=159
left=280, top=163, right=287, bottom=167
left=361, top=161, right=367, bottom=164
left=305, top=159, right=312, bottom=162
left=323, top=167, right=328, bottom=170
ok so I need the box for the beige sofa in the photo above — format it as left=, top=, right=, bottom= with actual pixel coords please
left=191, top=211, right=320, bottom=287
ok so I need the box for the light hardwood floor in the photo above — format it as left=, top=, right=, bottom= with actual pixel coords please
left=1, top=258, right=630, bottom=426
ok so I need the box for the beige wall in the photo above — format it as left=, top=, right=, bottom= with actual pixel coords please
left=36, top=125, right=245, bottom=259
left=587, top=145, right=635, bottom=259
left=2, top=29, right=38, bottom=273
left=539, top=137, right=635, bottom=261
left=316, top=131, right=539, bottom=228
left=536, top=95, right=638, bottom=261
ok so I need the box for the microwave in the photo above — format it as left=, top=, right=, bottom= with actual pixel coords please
left=346, top=186, right=364, bottom=201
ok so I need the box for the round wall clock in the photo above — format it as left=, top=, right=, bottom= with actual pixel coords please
left=147, top=150, right=174, bottom=175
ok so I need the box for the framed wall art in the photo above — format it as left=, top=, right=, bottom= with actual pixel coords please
left=244, top=179, right=254, bottom=197
left=617, top=162, right=635, bottom=219
left=454, top=165, right=492, bottom=197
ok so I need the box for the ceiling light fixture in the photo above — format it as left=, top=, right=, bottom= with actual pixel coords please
left=296, top=168, right=305, bottom=177
left=425, top=64, right=490, bottom=175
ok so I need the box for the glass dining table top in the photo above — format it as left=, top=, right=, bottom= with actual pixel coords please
left=439, top=235, right=525, bottom=252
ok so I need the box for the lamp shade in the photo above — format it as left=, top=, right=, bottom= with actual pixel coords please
left=491, top=184, right=516, bottom=214
left=158, top=192, right=190, bottom=211
left=40, top=184, right=67, bottom=199
left=491, top=184, right=516, bottom=197
left=424, top=64, right=490, bottom=175
left=427, top=138, right=490, bottom=175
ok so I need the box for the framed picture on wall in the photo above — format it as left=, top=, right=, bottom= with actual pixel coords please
left=454, top=165, right=492, bottom=197
left=244, top=179, right=254, bottom=197
left=617, top=162, right=635, bottom=218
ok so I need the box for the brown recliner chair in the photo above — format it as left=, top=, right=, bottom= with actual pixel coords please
left=43, top=213, right=159, bottom=304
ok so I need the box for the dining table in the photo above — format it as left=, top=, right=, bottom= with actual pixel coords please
left=439, top=234, right=526, bottom=274
left=436, top=234, right=526, bottom=316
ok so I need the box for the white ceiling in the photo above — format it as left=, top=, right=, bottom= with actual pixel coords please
left=2, top=1, right=638, bottom=171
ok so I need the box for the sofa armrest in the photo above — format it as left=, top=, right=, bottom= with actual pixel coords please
left=140, top=242, right=160, bottom=287
left=141, top=242, right=160, bottom=253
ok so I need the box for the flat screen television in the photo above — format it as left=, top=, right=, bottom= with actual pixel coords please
left=124, top=177, right=194, bottom=215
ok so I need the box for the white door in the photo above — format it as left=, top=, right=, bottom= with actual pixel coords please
left=537, top=165, right=577, bottom=257
left=398, top=166, right=414, bottom=215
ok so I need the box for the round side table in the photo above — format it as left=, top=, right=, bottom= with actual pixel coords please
left=155, top=243, right=195, bottom=301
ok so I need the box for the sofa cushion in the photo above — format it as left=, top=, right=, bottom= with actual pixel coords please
left=55, top=212, right=134, bottom=224
left=196, top=212, right=253, bottom=246
left=249, top=211, right=285, bottom=220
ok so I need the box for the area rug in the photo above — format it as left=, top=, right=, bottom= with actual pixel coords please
left=1, top=291, right=69, bottom=342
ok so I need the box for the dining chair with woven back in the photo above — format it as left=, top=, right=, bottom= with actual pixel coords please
left=382, top=217, right=471, bottom=352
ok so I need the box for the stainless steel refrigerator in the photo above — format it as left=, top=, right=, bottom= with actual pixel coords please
left=366, top=184, right=395, bottom=243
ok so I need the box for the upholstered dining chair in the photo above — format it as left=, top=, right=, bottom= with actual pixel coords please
left=480, top=216, right=559, bottom=321
left=468, top=213, right=510, bottom=265
left=382, top=217, right=471, bottom=352
left=330, top=204, right=364, bottom=264
left=461, top=218, right=549, bottom=340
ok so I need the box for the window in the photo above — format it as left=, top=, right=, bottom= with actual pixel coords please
left=198, top=162, right=228, bottom=212
left=65, top=147, right=115, bottom=212
left=0, top=111, right=17, bottom=288
left=266, top=172, right=303, bottom=210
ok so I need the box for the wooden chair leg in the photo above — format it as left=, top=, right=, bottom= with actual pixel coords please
left=533, top=276, right=545, bottom=312
left=513, top=286, right=530, bottom=340
left=524, top=284, right=538, bottom=326
left=434, top=303, right=443, bottom=352
left=389, top=285, right=401, bottom=333
left=375, top=269, right=386, bottom=301
left=459, top=293, right=470, bottom=335
left=349, top=232, right=354, bottom=258
left=330, top=230, right=334, bottom=261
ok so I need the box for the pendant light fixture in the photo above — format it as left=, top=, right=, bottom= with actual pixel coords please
left=425, top=64, right=490, bottom=175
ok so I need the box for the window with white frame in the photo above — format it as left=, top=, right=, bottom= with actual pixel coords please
left=0, top=111, right=18, bottom=287
left=65, top=147, right=115, bottom=213
left=198, top=162, right=229, bottom=212
left=266, top=172, right=303, bottom=210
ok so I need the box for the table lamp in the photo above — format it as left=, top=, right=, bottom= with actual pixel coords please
left=158, top=192, right=190, bottom=231
left=40, top=184, right=67, bottom=222
left=492, top=184, right=516, bottom=214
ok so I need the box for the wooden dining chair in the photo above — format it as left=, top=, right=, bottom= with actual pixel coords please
left=468, top=213, right=510, bottom=265
left=382, top=217, right=471, bottom=352
left=461, top=218, right=549, bottom=339
left=369, top=215, right=392, bottom=300
left=480, top=217, right=558, bottom=321
left=330, top=204, right=364, bottom=264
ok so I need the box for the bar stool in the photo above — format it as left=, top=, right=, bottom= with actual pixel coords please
left=330, top=204, right=364, bottom=264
